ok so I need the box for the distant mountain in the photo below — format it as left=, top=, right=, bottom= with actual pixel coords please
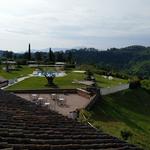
left=71, top=46, right=87, bottom=50
left=32, top=48, right=69, bottom=53
left=32, top=46, right=87, bottom=52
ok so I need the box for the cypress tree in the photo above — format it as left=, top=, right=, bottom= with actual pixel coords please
left=49, top=48, right=55, bottom=62
left=28, top=43, right=31, bottom=60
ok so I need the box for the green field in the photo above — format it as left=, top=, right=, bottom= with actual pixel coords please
left=86, top=88, right=150, bottom=150
left=0, top=66, right=34, bottom=79
left=6, top=72, right=85, bottom=90
left=6, top=71, right=127, bottom=90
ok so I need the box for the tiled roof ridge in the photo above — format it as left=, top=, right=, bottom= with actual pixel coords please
left=0, top=90, right=142, bottom=150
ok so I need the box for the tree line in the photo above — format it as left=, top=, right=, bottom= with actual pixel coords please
left=0, top=48, right=75, bottom=65
left=0, top=45, right=150, bottom=78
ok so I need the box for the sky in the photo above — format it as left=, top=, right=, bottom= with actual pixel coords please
left=0, top=0, right=150, bottom=52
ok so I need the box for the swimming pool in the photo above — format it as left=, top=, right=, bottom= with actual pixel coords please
left=32, top=71, right=66, bottom=77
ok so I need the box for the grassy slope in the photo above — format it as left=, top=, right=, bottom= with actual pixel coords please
left=6, top=72, right=127, bottom=90
left=89, top=88, right=150, bottom=150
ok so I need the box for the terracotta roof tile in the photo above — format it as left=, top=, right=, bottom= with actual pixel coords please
left=0, top=90, right=142, bottom=150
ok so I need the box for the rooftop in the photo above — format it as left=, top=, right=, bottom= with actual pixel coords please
left=0, top=90, right=141, bottom=150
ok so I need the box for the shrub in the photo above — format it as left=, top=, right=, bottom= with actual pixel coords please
left=120, top=129, right=133, bottom=141
left=129, top=80, right=141, bottom=89
left=85, top=70, right=95, bottom=81
left=141, top=80, right=150, bottom=90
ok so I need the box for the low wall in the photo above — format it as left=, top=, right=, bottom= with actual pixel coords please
left=77, top=88, right=91, bottom=99
left=101, top=84, right=129, bottom=95
left=7, top=88, right=93, bottom=98
left=85, top=89, right=101, bottom=110
left=8, top=89, right=77, bottom=94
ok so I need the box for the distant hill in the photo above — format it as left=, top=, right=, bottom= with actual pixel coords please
left=36, top=47, right=87, bottom=52
left=67, top=45, right=150, bottom=78
left=34, top=48, right=69, bottom=52
left=89, top=88, right=150, bottom=150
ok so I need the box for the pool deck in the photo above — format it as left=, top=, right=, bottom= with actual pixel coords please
left=16, top=93, right=91, bottom=116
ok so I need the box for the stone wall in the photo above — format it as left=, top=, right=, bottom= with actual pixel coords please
left=8, top=89, right=77, bottom=94
left=77, top=88, right=91, bottom=99
left=85, top=89, right=101, bottom=110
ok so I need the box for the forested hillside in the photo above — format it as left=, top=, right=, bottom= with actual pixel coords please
left=67, top=45, right=150, bottom=78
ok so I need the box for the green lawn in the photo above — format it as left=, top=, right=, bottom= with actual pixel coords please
left=6, top=72, right=127, bottom=90
left=87, top=88, right=150, bottom=150
left=0, top=65, right=57, bottom=80
left=95, top=74, right=127, bottom=88
left=0, top=66, right=34, bottom=79
left=6, top=72, right=86, bottom=90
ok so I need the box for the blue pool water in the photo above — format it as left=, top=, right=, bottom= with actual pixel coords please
left=33, top=71, right=66, bottom=77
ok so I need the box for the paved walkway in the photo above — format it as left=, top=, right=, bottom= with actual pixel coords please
left=101, top=84, right=129, bottom=95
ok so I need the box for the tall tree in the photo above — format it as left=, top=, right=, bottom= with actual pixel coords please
left=48, top=48, right=55, bottom=62
left=35, top=52, right=42, bottom=61
left=55, top=51, right=65, bottom=62
left=3, top=51, right=13, bottom=59
left=67, top=51, right=73, bottom=64
left=23, top=52, right=29, bottom=60
left=28, top=43, right=31, bottom=60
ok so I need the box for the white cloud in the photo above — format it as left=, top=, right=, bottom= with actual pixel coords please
left=0, top=0, right=150, bottom=51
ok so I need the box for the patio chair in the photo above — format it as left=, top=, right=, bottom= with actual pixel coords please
left=30, top=94, right=39, bottom=102
left=57, top=95, right=66, bottom=106
left=51, top=93, right=57, bottom=101
left=36, top=97, right=44, bottom=106
left=43, top=102, right=50, bottom=109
